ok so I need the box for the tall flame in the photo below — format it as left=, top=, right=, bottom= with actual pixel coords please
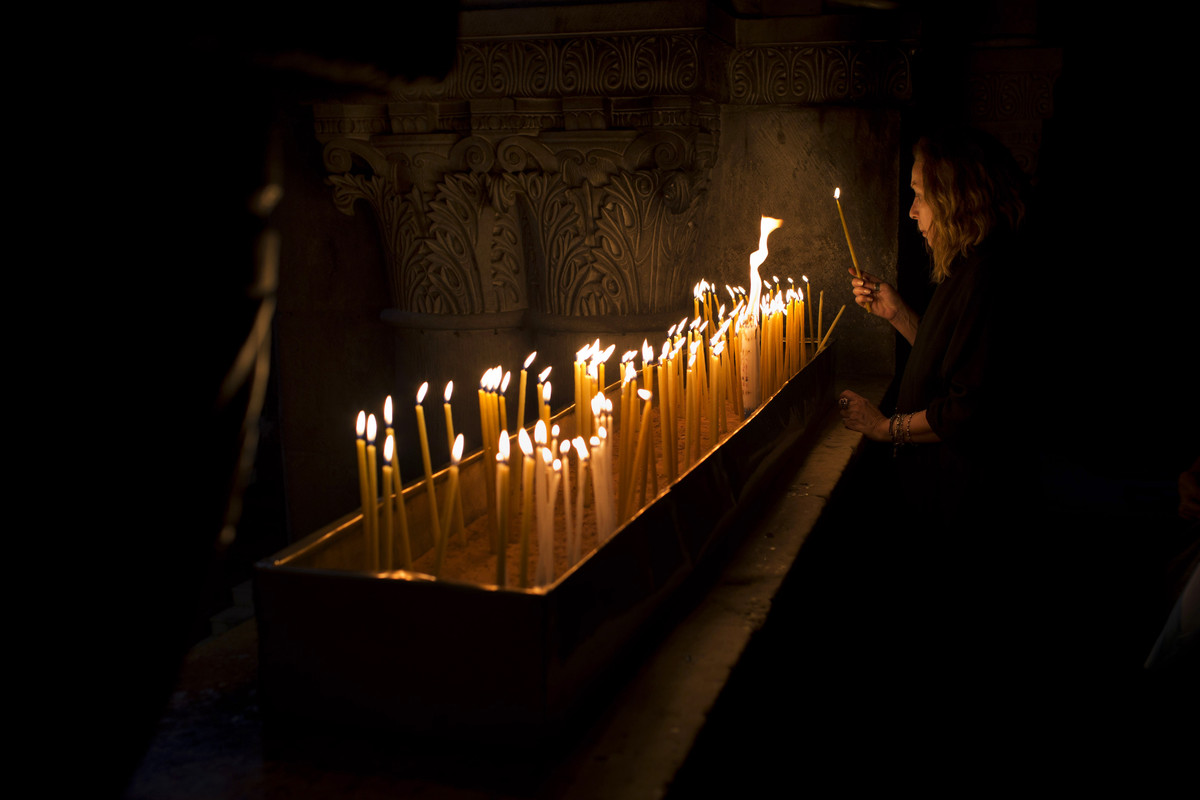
left=747, top=216, right=783, bottom=326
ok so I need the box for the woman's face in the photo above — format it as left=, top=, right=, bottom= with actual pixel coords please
left=909, top=161, right=934, bottom=243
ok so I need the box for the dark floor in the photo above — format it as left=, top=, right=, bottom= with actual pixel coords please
left=665, top=445, right=1199, bottom=793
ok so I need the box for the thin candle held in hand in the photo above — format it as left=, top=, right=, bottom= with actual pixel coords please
left=834, top=188, right=870, bottom=313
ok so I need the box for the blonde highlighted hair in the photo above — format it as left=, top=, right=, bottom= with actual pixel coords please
left=915, top=130, right=1026, bottom=282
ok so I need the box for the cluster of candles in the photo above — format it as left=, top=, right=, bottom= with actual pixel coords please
left=352, top=214, right=851, bottom=589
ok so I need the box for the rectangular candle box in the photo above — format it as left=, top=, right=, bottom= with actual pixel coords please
left=254, top=342, right=836, bottom=739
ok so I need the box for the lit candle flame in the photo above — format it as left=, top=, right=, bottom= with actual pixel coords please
left=384, top=434, right=394, bottom=462
left=498, top=430, right=510, bottom=461
left=747, top=215, right=783, bottom=325
left=444, top=381, right=453, bottom=402
left=384, top=396, right=393, bottom=426
left=519, top=427, right=533, bottom=456
left=417, top=382, right=428, bottom=404
left=451, top=433, right=464, bottom=463
left=535, top=419, right=547, bottom=445
left=542, top=382, right=551, bottom=402
left=356, top=410, right=366, bottom=437
left=638, top=388, right=651, bottom=401
left=524, top=351, right=537, bottom=369
left=834, top=187, right=841, bottom=200
left=501, top=370, right=511, bottom=393
left=573, top=436, right=589, bottom=460
left=367, top=413, right=377, bottom=442
left=539, top=366, right=552, bottom=382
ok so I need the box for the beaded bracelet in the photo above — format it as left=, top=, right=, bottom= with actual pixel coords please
left=892, top=411, right=916, bottom=456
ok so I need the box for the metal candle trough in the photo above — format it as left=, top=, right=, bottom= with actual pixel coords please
left=255, top=342, right=836, bottom=739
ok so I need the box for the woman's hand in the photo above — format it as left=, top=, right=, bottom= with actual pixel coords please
left=847, top=267, right=902, bottom=321
left=838, top=390, right=889, bottom=441
left=846, top=267, right=919, bottom=345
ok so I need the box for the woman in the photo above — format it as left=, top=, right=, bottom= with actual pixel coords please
left=838, top=129, right=1027, bottom=534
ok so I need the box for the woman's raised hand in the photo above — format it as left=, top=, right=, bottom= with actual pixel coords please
left=847, top=266, right=901, bottom=321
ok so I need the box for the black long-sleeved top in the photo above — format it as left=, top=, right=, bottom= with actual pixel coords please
left=893, top=236, right=1023, bottom=533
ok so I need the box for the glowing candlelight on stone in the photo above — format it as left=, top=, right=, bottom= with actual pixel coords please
left=434, top=433, right=464, bottom=578
left=834, top=188, right=869, bottom=313
left=382, top=434, right=395, bottom=573
left=415, top=382, right=441, bottom=547
left=355, top=411, right=372, bottom=570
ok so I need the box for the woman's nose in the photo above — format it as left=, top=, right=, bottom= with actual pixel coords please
left=909, top=199, right=918, bottom=220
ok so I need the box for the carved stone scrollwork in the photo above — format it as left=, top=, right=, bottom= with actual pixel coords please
left=323, top=126, right=714, bottom=317
left=402, top=34, right=703, bottom=101
left=317, top=26, right=914, bottom=321
left=727, top=43, right=912, bottom=105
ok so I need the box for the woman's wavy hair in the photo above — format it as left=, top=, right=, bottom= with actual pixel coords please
left=915, top=129, right=1026, bottom=282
